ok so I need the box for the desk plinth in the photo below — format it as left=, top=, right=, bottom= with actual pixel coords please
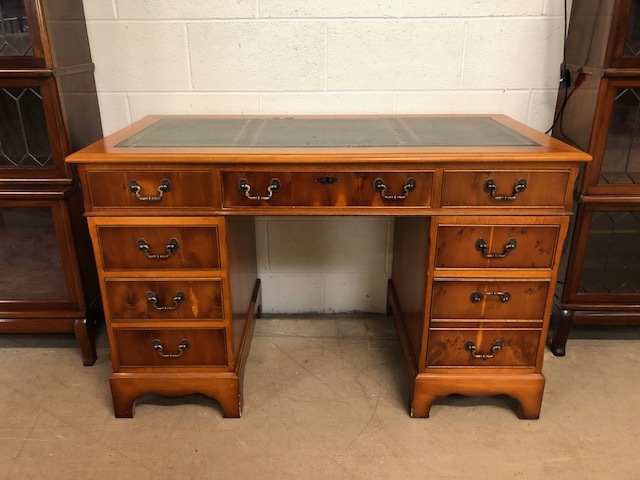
left=66, top=115, right=590, bottom=419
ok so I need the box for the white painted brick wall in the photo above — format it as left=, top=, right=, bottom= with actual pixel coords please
left=81, top=0, right=567, bottom=313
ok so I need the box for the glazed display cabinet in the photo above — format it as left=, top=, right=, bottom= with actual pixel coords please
left=551, top=0, right=640, bottom=355
left=0, top=0, right=103, bottom=365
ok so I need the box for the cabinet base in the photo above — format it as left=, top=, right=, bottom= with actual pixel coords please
left=0, top=306, right=101, bottom=367
left=551, top=307, right=640, bottom=357
left=110, top=373, right=242, bottom=418
left=410, top=373, right=545, bottom=419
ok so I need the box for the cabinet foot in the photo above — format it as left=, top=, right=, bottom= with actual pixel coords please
left=73, top=317, right=97, bottom=366
left=550, top=309, right=573, bottom=357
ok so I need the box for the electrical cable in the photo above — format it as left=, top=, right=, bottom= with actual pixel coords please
left=545, top=0, right=571, bottom=135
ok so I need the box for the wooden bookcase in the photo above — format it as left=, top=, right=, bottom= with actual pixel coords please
left=0, top=0, right=103, bottom=365
left=551, top=0, right=640, bottom=355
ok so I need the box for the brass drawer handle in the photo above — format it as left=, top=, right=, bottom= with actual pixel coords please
left=146, top=291, right=185, bottom=310
left=238, top=178, right=281, bottom=201
left=464, top=339, right=504, bottom=360
left=373, top=177, right=416, bottom=200
left=129, top=178, right=172, bottom=201
left=137, top=237, right=179, bottom=259
left=470, top=291, right=511, bottom=303
left=151, top=338, right=190, bottom=358
left=475, top=237, right=517, bottom=258
left=483, top=178, right=526, bottom=201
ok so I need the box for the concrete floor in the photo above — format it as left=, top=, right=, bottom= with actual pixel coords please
left=1, top=314, right=639, bottom=479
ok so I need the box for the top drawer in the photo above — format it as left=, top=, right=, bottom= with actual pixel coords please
left=441, top=170, right=571, bottom=209
left=221, top=171, right=433, bottom=208
left=435, top=223, right=561, bottom=270
left=84, top=170, right=216, bottom=209
left=92, top=218, right=222, bottom=272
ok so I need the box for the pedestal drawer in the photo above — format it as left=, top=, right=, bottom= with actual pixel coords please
left=221, top=171, right=433, bottom=207
left=431, top=281, right=549, bottom=320
left=105, top=279, right=224, bottom=321
left=96, top=224, right=221, bottom=271
left=441, top=170, right=570, bottom=208
left=435, top=224, right=560, bottom=269
left=114, top=327, right=228, bottom=368
left=85, top=170, right=215, bottom=209
left=427, top=329, right=541, bottom=367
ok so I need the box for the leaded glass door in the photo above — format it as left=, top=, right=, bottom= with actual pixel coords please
left=0, top=0, right=46, bottom=68
left=0, top=76, right=69, bottom=178
left=564, top=205, right=640, bottom=304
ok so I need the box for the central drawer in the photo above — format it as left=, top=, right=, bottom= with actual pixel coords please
left=104, top=279, right=224, bottom=321
left=221, top=171, right=434, bottom=207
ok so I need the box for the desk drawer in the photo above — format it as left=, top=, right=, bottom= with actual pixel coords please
left=114, top=327, right=228, bottom=368
left=96, top=224, right=221, bottom=271
left=221, top=171, right=433, bottom=207
left=441, top=170, right=570, bottom=208
left=85, top=170, right=215, bottom=209
left=105, top=279, right=224, bottom=321
left=427, top=329, right=541, bottom=367
left=431, top=281, right=549, bottom=320
left=435, top=224, right=560, bottom=269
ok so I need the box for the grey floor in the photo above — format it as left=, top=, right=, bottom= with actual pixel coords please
left=1, top=314, right=639, bottom=479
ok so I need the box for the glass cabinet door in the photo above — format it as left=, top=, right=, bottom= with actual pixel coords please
left=604, top=0, right=640, bottom=67
left=577, top=209, right=640, bottom=297
left=0, top=76, right=68, bottom=178
left=622, top=0, right=640, bottom=61
left=0, top=0, right=45, bottom=67
left=598, top=86, right=640, bottom=186
left=584, top=78, right=640, bottom=195
left=0, top=203, right=74, bottom=304
left=0, top=85, right=52, bottom=168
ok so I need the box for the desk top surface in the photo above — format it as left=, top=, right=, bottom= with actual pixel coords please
left=68, top=115, right=590, bottom=163
left=116, top=116, right=537, bottom=149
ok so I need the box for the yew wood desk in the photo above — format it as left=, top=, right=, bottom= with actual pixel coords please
left=67, top=115, right=590, bottom=419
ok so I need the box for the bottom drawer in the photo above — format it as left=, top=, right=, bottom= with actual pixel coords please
left=427, top=329, right=540, bottom=367
left=114, top=328, right=228, bottom=368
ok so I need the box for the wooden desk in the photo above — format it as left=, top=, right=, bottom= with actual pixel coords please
left=67, top=115, right=590, bottom=419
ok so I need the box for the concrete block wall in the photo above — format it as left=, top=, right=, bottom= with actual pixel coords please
left=81, top=0, right=568, bottom=313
